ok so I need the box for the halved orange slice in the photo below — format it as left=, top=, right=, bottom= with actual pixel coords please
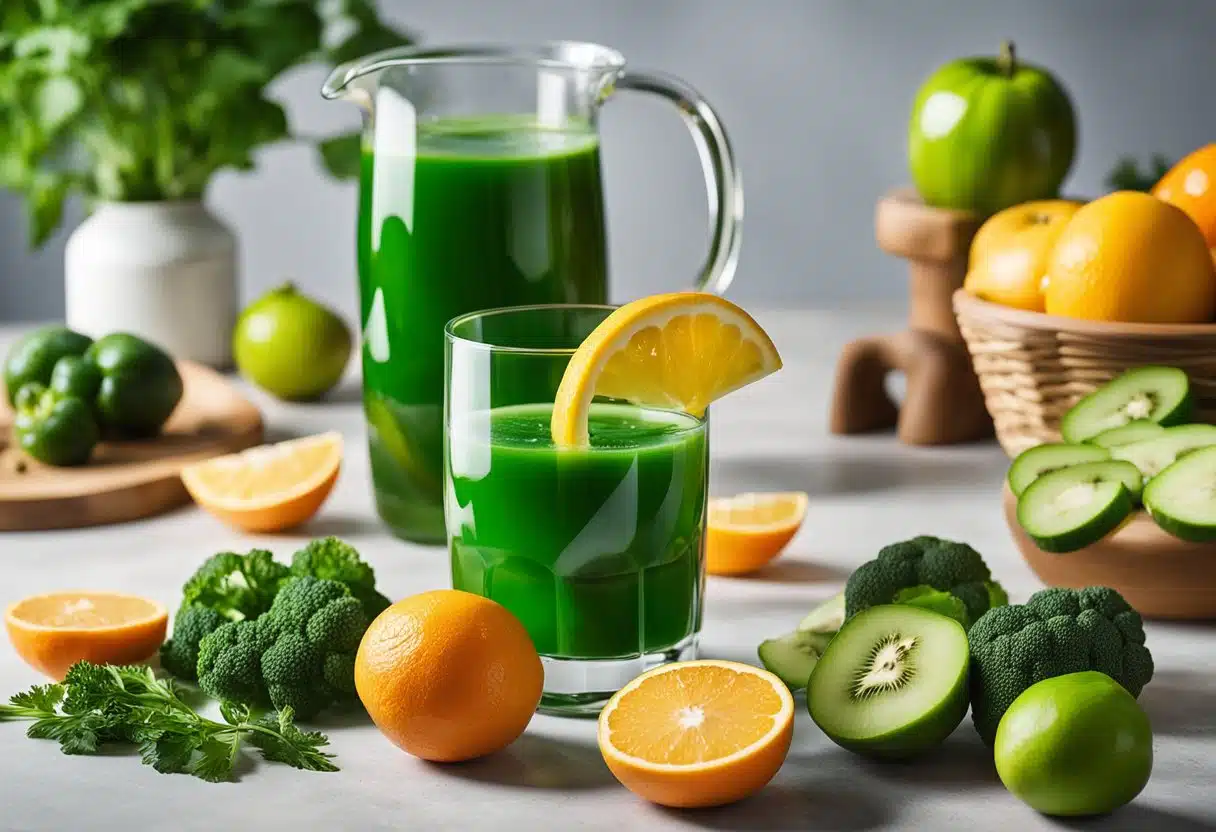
left=597, top=659, right=794, bottom=808
left=180, top=431, right=342, bottom=532
left=551, top=293, right=782, bottom=448
left=5, top=591, right=168, bottom=680
left=707, top=491, right=809, bottom=576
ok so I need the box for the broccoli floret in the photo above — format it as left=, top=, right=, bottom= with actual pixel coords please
left=290, top=536, right=392, bottom=620
left=158, top=604, right=228, bottom=681
left=196, top=576, right=368, bottom=719
left=844, top=535, right=1007, bottom=628
left=182, top=549, right=290, bottom=621
left=968, top=586, right=1155, bottom=745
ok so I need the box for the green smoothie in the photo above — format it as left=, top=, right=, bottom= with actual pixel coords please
left=358, top=117, right=609, bottom=543
left=447, top=402, right=707, bottom=659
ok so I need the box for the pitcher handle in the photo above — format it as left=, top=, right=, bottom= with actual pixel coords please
left=611, top=71, right=743, bottom=295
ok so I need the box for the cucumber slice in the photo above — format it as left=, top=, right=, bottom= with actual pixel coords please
left=1144, top=445, right=1216, bottom=542
left=758, top=630, right=822, bottom=690
left=1060, top=366, right=1192, bottom=443
left=807, top=604, right=969, bottom=759
left=1016, top=461, right=1140, bottom=553
left=1110, top=424, right=1216, bottom=479
left=1088, top=420, right=1167, bottom=449
left=1007, top=443, right=1111, bottom=497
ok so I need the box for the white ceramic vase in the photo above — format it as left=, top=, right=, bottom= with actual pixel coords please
left=64, top=200, right=239, bottom=368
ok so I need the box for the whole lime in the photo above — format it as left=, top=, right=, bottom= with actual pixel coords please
left=994, top=671, right=1152, bottom=817
left=234, top=283, right=352, bottom=401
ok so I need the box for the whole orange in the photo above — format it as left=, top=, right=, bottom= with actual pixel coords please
left=1152, top=144, right=1216, bottom=246
left=1042, top=190, right=1216, bottom=323
left=964, top=199, right=1082, bottom=312
left=354, top=589, right=543, bottom=763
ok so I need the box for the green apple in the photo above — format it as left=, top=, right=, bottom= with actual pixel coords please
left=994, top=671, right=1153, bottom=817
left=908, top=40, right=1076, bottom=217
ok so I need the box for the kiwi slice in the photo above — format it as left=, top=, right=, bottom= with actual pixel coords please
left=1088, top=420, right=1167, bottom=448
left=1016, top=460, right=1140, bottom=553
left=1060, top=366, right=1192, bottom=444
left=758, top=630, right=825, bottom=690
left=1007, top=442, right=1110, bottom=497
left=1111, top=424, right=1216, bottom=479
left=1144, top=445, right=1216, bottom=542
left=806, top=604, right=969, bottom=759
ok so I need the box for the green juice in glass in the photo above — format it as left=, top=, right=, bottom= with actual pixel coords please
left=447, top=402, right=707, bottom=660
left=358, top=118, right=608, bottom=543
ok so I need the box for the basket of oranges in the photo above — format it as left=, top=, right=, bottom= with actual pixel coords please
left=953, top=145, right=1216, bottom=457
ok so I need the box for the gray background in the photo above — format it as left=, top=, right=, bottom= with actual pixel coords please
left=2, top=0, right=1213, bottom=323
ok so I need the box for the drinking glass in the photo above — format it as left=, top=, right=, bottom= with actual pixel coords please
left=444, top=305, right=708, bottom=715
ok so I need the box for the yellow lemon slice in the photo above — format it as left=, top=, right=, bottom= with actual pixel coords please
left=551, top=292, right=782, bottom=447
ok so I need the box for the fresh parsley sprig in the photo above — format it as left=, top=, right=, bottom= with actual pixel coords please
left=0, top=661, right=338, bottom=782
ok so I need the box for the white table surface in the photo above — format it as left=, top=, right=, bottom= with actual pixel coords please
left=0, top=310, right=1212, bottom=832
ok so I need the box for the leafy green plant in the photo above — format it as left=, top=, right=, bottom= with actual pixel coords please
left=0, top=0, right=413, bottom=246
left=1105, top=154, right=1173, bottom=192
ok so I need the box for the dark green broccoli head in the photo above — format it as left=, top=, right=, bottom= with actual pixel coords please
left=290, top=537, right=392, bottom=620
left=196, top=576, right=368, bottom=719
left=159, top=604, right=228, bottom=681
left=182, top=549, right=290, bottom=621
left=845, top=536, right=1004, bottom=627
left=968, top=586, right=1155, bottom=745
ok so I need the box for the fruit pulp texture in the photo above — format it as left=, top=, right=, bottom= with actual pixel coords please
left=358, top=117, right=609, bottom=542
left=448, top=403, right=707, bottom=659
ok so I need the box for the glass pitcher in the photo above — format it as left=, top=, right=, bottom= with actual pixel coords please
left=322, top=41, right=742, bottom=545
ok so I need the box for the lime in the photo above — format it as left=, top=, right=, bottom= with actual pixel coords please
left=994, top=671, right=1152, bottom=817
left=234, top=283, right=352, bottom=401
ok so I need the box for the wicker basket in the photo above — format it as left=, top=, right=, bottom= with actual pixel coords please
left=953, top=289, right=1216, bottom=457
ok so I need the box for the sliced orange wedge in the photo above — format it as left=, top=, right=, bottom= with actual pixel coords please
left=5, top=591, right=168, bottom=680
left=180, top=431, right=342, bottom=533
left=597, top=659, right=794, bottom=808
left=707, top=491, right=809, bottom=576
left=551, top=292, right=782, bottom=448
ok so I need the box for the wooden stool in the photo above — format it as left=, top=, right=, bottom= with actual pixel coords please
left=829, top=188, right=994, bottom=446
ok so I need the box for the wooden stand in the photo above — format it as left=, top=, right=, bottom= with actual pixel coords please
left=829, top=188, right=993, bottom=445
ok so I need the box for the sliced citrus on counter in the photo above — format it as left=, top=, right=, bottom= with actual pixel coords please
left=597, top=659, right=794, bottom=808
left=5, top=591, right=168, bottom=680
left=551, top=293, right=782, bottom=448
left=180, top=431, right=342, bottom=532
left=706, top=491, right=809, bottom=576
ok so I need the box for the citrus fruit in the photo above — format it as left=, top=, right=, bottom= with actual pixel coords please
left=180, top=431, right=342, bottom=532
left=5, top=591, right=168, bottom=680
left=1152, top=144, right=1216, bottom=247
left=964, top=199, right=1082, bottom=311
left=706, top=491, right=809, bottom=576
left=995, top=671, right=1153, bottom=817
left=597, top=659, right=794, bottom=808
left=233, top=283, right=352, bottom=401
left=550, top=292, right=782, bottom=448
left=354, top=589, right=543, bottom=763
left=1042, top=190, right=1216, bottom=323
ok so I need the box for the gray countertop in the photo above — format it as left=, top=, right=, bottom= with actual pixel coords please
left=1, top=309, right=1212, bottom=832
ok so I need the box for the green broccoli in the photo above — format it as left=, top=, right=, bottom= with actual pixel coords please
left=968, top=586, right=1155, bottom=746
left=159, top=549, right=290, bottom=681
left=844, top=535, right=1007, bottom=629
left=290, top=537, right=392, bottom=620
left=196, top=576, right=368, bottom=719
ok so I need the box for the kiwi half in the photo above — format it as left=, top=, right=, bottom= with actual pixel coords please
left=807, top=604, right=969, bottom=759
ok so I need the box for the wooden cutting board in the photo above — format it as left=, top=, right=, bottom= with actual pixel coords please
left=0, top=361, right=264, bottom=531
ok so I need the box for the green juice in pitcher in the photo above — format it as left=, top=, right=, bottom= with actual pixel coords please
left=447, top=402, right=707, bottom=659
left=358, top=118, right=608, bottom=543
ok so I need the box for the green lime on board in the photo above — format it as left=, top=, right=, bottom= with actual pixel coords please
left=234, top=283, right=353, bottom=401
left=995, top=670, right=1153, bottom=817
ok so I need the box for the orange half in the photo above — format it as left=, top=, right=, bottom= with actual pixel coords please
left=5, top=591, right=168, bottom=680
left=706, top=491, right=809, bottom=576
left=180, top=431, right=342, bottom=532
left=597, top=659, right=794, bottom=808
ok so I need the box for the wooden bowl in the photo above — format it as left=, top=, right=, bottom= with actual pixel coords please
left=1002, top=484, right=1216, bottom=620
left=953, top=290, right=1216, bottom=457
